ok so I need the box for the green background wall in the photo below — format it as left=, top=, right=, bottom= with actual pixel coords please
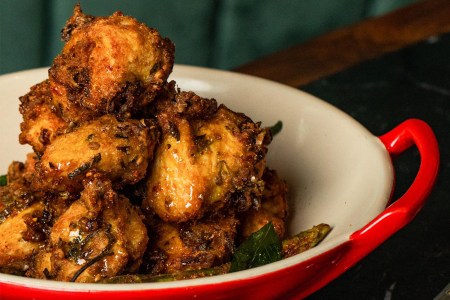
left=0, top=0, right=417, bottom=74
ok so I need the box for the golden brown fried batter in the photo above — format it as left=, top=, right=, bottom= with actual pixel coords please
left=49, top=5, right=175, bottom=123
left=0, top=154, right=39, bottom=223
left=19, top=80, right=68, bottom=154
left=6, top=153, right=37, bottom=184
left=34, top=115, right=157, bottom=193
left=1, top=5, right=293, bottom=283
left=239, top=169, right=288, bottom=240
left=0, top=202, right=46, bottom=274
left=7, top=154, right=78, bottom=222
left=143, top=89, right=270, bottom=223
left=0, top=156, right=48, bottom=274
left=28, top=175, right=148, bottom=282
left=143, top=215, right=238, bottom=275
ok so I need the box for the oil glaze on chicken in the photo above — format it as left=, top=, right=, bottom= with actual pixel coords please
left=0, top=5, right=293, bottom=282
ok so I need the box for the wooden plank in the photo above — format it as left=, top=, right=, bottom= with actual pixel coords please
left=234, top=0, right=450, bottom=87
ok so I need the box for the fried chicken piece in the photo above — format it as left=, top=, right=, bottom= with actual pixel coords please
left=0, top=156, right=76, bottom=275
left=143, top=215, right=237, bottom=275
left=0, top=202, right=46, bottom=275
left=1, top=153, right=73, bottom=222
left=143, top=90, right=270, bottom=223
left=0, top=156, right=48, bottom=275
left=19, top=80, right=68, bottom=154
left=7, top=153, right=38, bottom=183
left=28, top=175, right=148, bottom=282
left=34, top=115, right=157, bottom=193
left=239, top=169, right=288, bottom=240
left=1, top=154, right=39, bottom=223
left=49, top=5, right=175, bottom=123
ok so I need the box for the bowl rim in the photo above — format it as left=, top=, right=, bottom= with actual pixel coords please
left=0, top=65, right=392, bottom=292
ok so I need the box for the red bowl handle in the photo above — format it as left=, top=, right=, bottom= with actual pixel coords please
left=349, top=118, right=439, bottom=254
left=283, top=119, right=439, bottom=299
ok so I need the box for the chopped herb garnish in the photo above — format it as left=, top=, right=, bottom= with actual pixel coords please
left=114, top=133, right=129, bottom=139
left=67, top=153, right=102, bottom=179
left=70, top=229, right=115, bottom=282
left=0, top=175, right=7, bottom=186
left=269, top=121, right=283, bottom=136
left=86, top=133, right=95, bottom=141
left=168, top=122, right=180, bottom=141
left=116, top=146, right=131, bottom=154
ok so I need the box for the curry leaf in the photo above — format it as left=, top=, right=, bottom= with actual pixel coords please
left=269, top=120, right=283, bottom=136
left=230, top=222, right=282, bottom=272
left=0, top=175, right=7, bottom=186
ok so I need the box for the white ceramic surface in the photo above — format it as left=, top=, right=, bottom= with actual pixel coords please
left=0, top=65, right=393, bottom=291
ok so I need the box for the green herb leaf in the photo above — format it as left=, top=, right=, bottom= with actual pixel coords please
left=230, top=222, right=282, bottom=272
left=269, top=121, right=283, bottom=136
left=0, top=175, right=7, bottom=186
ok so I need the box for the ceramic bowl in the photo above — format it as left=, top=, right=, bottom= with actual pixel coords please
left=0, top=66, right=439, bottom=299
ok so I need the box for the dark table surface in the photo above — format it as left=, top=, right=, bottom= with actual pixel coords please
left=299, top=33, right=450, bottom=300
left=234, top=2, right=450, bottom=297
left=236, top=0, right=450, bottom=88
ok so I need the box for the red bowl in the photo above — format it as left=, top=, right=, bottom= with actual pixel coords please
left=0, top=66, right=439, bottom=299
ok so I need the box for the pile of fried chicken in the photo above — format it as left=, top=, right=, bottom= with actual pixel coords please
left=0, top=6, right=290, bottom=282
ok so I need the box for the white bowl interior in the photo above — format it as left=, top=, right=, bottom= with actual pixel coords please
left=0, top=66, right=393, bottom=291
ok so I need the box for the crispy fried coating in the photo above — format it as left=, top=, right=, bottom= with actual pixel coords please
left=34, top=115, right=157, bottom=193
left=0, top=156, right=77, bottom=275
left=28, top=176, right=148, bottom=282
left=0, top=202, right=46, bottom=274
left=1, top=4, right=292, bottom=283
left=143, top=90, right=270, bottom=223
left=143, top=216, right=237, bottom=275
left=1, top=154, right=39, bottom=223
left=6, top=153, right=37, bottom=184
left=0, top=156, right=48, bottom=274
left=1, top=154, right=73, bottom=223
left=49, top=5, right=175, bottom=123
left=19, top=80, right=68, bottom=154
left=239, top=169, right=288, bottom=240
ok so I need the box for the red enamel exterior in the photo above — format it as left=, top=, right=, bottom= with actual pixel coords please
left=0, top=119, right=439, bottom=299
